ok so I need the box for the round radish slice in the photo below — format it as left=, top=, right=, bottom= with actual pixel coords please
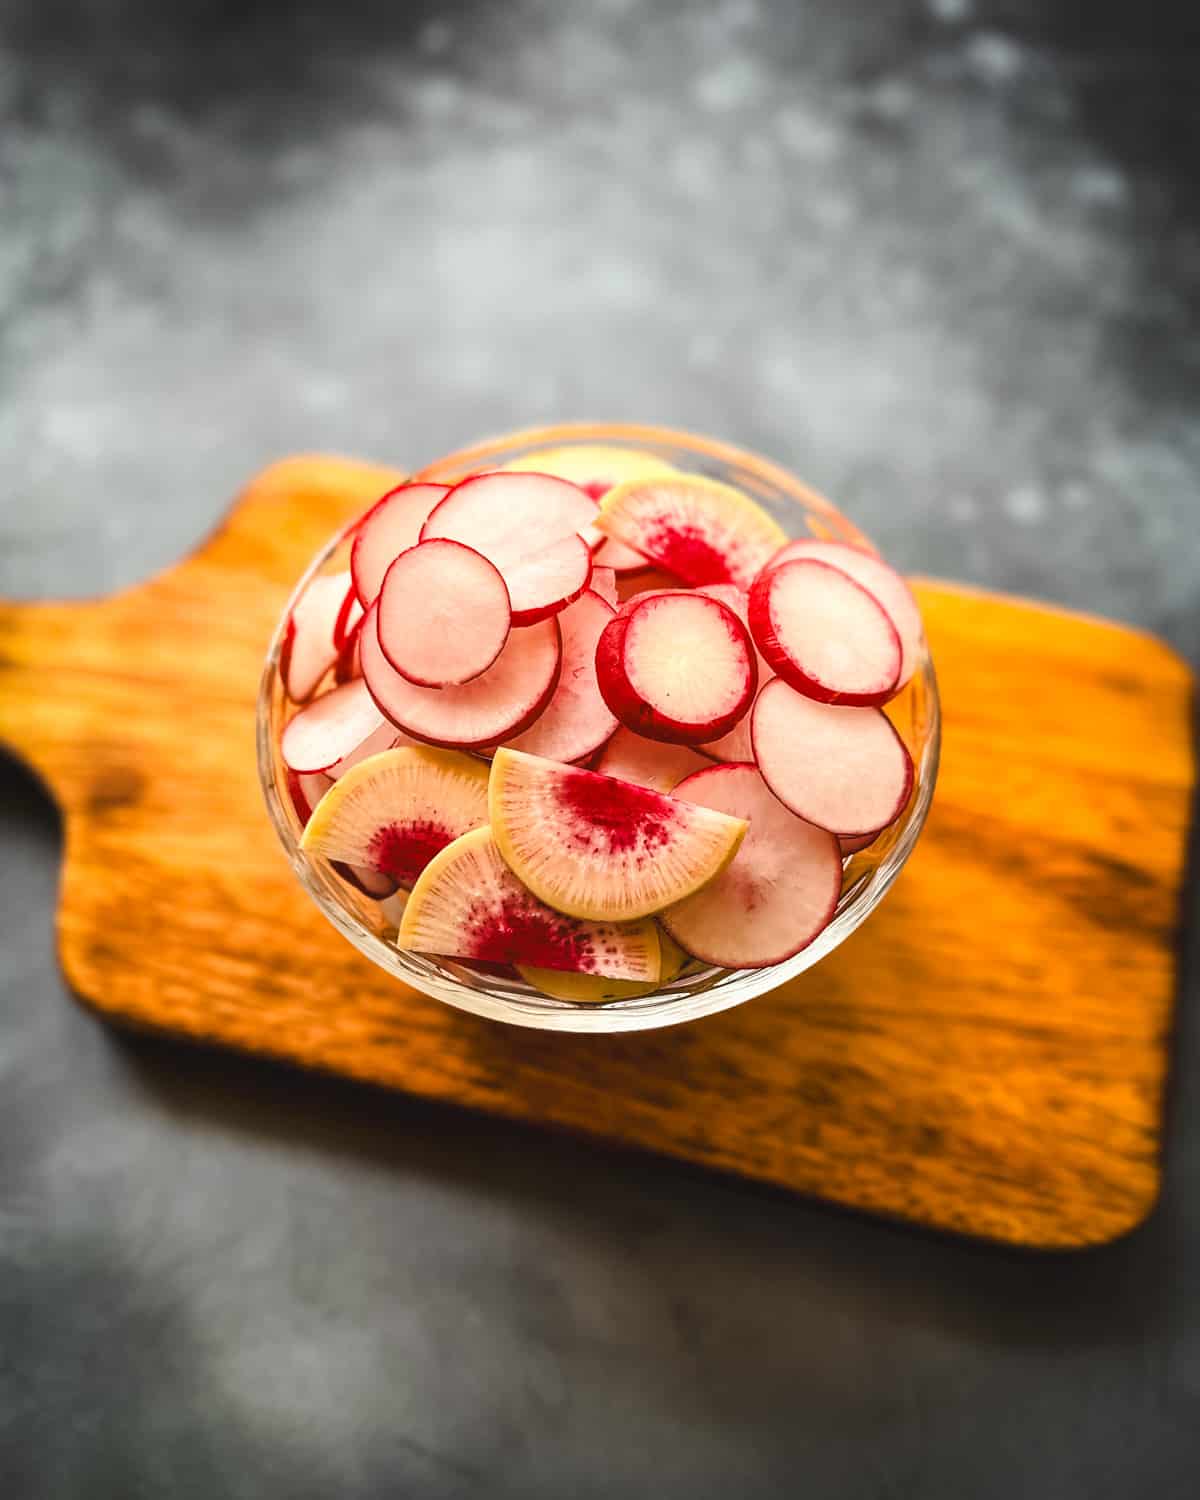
left=399, top=827, right=662, bottom=982
left=302, top=746, right=490, bottom=888
left=327, top=712, right=416, bottom=780
left=501, top=531, right=593, bottom=626
left=333, top=616, right=363, bottom=684
left=748, top=557, right=901, bottom=706
left=350, top=482, right=450, bottom=607
left=489, top=748, right=747, bottom=922
left=503, top=591, right=618, bottom=764
left=692, top=584, right=773, bottom=762
left=281, top=678, right=389, bottom=774
left=280, top=570, right=351, bottom=703
left=420, top=472, right=599, bottom=623
left=764, top=538, right=924, bottom=688
left=592, top=728, right=711, bottom=793
left=752, top=679, right=913, bottom=836
left=661, top=764, right=842, bottom=968
left=360, top=601, right=561, bottom=749
left=500, top=446, right=678, bottom=573
left=332, top=578, right=363, bottom=650
left=377, top=540, right=512, bottom=687
left=596, top=592, right=757, bottom=746
left=596, top=475, right=787, bottom=591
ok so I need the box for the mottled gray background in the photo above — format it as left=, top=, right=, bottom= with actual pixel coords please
left=1, top=1, right=1198, bottom=1496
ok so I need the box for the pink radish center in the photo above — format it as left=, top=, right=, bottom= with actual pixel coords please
left=556, top=769, right=679, bottom=856
left=461, top=895, right=620, bottom=973
left=367, top=819, right=454, bottom=887
left=641, top=521, right=734, bottom=585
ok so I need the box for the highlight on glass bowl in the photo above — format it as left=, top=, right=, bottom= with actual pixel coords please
left=258, top=425, right=940, bottom=1033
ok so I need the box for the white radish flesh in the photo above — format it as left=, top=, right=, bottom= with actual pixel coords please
left=377, top=540, right=511, bottom=687
left=281, top=678, right=390, bottom=774
left=748, top=557, right=901, bottom=706
left=280, top=570, right=351, bottom=703
left=751, top=679, right=913, bottom=836
left=662, top=763, right=842, bottom=968
left=360, top=601, right=561, bottom=749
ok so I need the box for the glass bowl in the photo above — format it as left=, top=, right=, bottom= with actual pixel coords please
left=257, top=423, right=940, bottom=1033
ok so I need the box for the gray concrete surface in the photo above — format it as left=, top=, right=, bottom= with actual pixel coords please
left=1, top=1, right=1198, bottom=1495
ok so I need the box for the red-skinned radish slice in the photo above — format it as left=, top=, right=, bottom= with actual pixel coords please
left=332, top=578, right=363, bottom=650
left=399, top=827, right=662, bottom=981
left=280, top=570, right=351, bottom=703
left=503, top=591, right=618, bottom=764
left=420, top=472, right=597, bottom=624
left=661, top=763, right=842, bottom=968
left=502, top=531, right=593, bottom=626
left=488, top=749, right=747, bottom=922
left=377, top=540, right=512, bottom=687
left=592, top=727, right=710, bottom=793
left=281, top=678, right=390, bottom=774
left=350, top=482, right=450, bottom=607
left=499, top=445, right=677, bottom=573
left=302, top=747, right=490, bottom=888
left=360, top=601, right=561, bottom=750
left=762, top=538, right=923, bottom=687
left=590, top=566, right=618, bottom=607
left=286, top=769, right=332, bottom=826
left=596, top=475, right=787, bottom=590
left=595, top=592, right=757, bottom=746
left=752, top=679, right=913, bottom=836
left=839, top=831, right=879, bottom=856
left=748, top=557, right=901, bottom=706
left=333, top=616, right=363, bottom=684
left=327, top=711, right=417, bottom=780
left=692, top=583, right=772, bottom=762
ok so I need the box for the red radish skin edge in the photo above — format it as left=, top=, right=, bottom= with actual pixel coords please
left=376, top=540, right=512, bottom=688
left=281, top=679, right=388, bottom=775
left=505, top=532, right=594, bottom=627
left=750, top=681, right=915, bottom=836
left=748, top=557, right=902, bottom=707
left=350, top=482, right=451, bottom=608
left=360, top=602, right=563, bottom=750
left=595, top=594, right=758, bottom=746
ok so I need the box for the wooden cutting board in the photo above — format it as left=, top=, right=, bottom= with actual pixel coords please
left=0, top=455, right=1193, bottom=1249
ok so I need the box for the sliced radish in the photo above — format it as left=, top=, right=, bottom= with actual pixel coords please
left=338, top=864, right=400, bottom=899
left=327, top=712, right=413, bottom=780
left=597, top=475, right=787, bottom=590
left=503, top=591, right=618, bottom=764
left=360, top=600, right=561, bottom=749
left=281, top=678, right=389, bottom=774
left=302, top=746, right=490, bottom=888
left=280, top=570, right=351, bottom=703
left=596, top=591, right=757, bottom=746
left=489, top=748, right=747, bottom=922
left=421, top=471, right=598, bottom=623
left=377, top=540, right=512, bottom=687
left=752, top=679, right=913, bottom=835
left=500, top=445, right=678, bottom=573
left=286, top=768, right=332, bottom=826
left=763, top=538, right=923, bottom=688
left=661, top=763, right=842, bottom=968
left=333, top=616, right=363, bottom=684
left=748, top=557, right=901, bottom=706
left=840, top=831, right=879, bottom=856
left=592, top=727, right=711, bottom=792
left=350, top=482, right=450, bottom=607
left=691, top=584, right=773, bottom=762
left=517, top=917, right=690, bottom=1002
left=590, top=566, right=618, bottom=607
left=501, top=530, right=593, bottom=626
left=332, top=578, right=363, bottom=650
left=399, top=827, right=662, bottom=981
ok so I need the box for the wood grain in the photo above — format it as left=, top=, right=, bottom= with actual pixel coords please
left=0, top=455, right=1193, bottom=1249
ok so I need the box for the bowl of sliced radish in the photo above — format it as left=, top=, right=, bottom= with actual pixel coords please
left=258, top=423, right=940, bottom=1032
